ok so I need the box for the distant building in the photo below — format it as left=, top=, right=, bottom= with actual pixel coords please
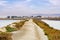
left=7, top=16, right=22, bottom=19
left=11, top=16, right=17, bottom=19
left=34, top=16, right=41, bottom=18
left=11, top=16, right=22, bottom=19
left=7, top=16, right=11, bottom=19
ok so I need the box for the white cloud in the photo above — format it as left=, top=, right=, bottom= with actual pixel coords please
left=0, top=1, right=38, bottom=16
left=26, top=0, right=31, bottom=2
left=0, top=1, right=8, bottom=6
left=49, top=0, right=60, bottom=6
left=0, top=0, right=60, bottom=16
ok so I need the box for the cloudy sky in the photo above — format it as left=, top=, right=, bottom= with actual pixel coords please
left=0, top=0, right=60, bottom=16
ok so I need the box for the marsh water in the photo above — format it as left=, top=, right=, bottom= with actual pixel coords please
left=0, top=20, right=19, bottom=28
left=42, top=20, right=60, bottom=30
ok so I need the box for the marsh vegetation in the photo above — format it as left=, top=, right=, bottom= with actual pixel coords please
left=33, top=19, right=60, bottom=40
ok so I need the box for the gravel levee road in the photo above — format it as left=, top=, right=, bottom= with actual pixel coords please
left=12, top=19, right=48, bottom=40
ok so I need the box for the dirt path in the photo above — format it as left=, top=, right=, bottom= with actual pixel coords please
left=12, top=19, right=48, bottom=40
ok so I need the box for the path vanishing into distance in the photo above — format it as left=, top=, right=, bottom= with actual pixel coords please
left=12, top=19, right=48, bottom=40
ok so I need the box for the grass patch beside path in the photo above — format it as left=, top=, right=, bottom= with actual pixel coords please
left=33, top=19, right=60, bottom=40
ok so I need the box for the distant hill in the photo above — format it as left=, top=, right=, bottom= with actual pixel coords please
left=32, top=14, right=60, bottom=16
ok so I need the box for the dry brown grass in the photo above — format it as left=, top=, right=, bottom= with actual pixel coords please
left=0, top=32, right=12, bottom=40
left=12, top=20, right=26, bottom=29
left=33, top=19, right=60, bottom=40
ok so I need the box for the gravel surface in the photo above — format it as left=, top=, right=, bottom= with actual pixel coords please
left=12, top=19, right=48, bottom=40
